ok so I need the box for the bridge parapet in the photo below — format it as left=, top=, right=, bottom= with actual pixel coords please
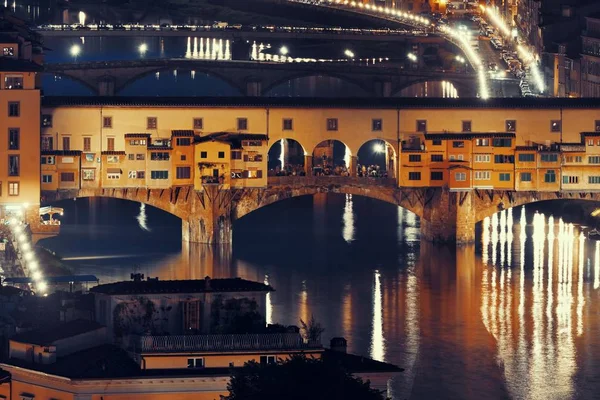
left=267, top=176, right=398, bottom=188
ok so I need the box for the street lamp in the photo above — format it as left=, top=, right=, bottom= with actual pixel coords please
left=374, top=143, right=385, bottom=153
left=279, top=46, right=289, bottom=56
left=139, top=43, right=148, bottom=56
left=407, top=53, right=417, bottom=62
left=70, top=44, right=81, bottom=60
left=455, top=55, right=465, bottom=63
left=344, top=49, right=355, bottom=59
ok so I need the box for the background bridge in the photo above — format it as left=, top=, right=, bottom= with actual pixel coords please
left=44, top=59, right=477, bottom=97
left=40, top=176, right=592, bottom=245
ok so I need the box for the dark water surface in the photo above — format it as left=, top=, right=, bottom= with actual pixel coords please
left=39, top=194, right=600, bottom=399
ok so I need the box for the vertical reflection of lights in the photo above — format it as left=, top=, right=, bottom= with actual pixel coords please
left=342, top=194, right=354, bottom=243
left=397, top=206, right=404, bottom=241
left=518, top=207, right=526, bottom=318
left=279, top=138, right=286, bottom=170
left=595, top=242, right=600, bottom=289
left=500, top=209, right=507, bottom=266
left=482, top=216, right=490, bottom=265
left=342, top=283, right=352, bottom=339
left=491, top=213, right=499, bottom=266
left=185, top=36, right=191, bottom=58
left=546, top=216, right=554, bottom=324
left=506, top=209, right=513, bottom=267
left=531, top=212, right=545, bottom=400
left=299, top=280, right=308, bottom=324
left=577, top=232, right=585, bottom=336
left=136, top=203, right=150, bottom=232
left=192, top=37, right=198, bottom=59
left=264, top=275, right=273, bottom=326
left=404, top=264, right=419, bottom=395
left=191, top=70, right=195, bottom=79
left=155, top=71, right=160, bottom=80
left=370, top=270, right=385, bottom=362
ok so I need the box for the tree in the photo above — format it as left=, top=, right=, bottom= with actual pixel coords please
left=225, top=355, right=386, bottom=400
left=300, top=315, right=325, bottom=343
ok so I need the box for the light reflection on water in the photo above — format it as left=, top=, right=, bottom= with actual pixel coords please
left=42, top=196, right=600, bottom=399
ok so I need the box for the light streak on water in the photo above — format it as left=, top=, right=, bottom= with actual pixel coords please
left=370, top=270, right=385, bottom=362
left=137, top=203, right=151, bottom=231
left=482, top=216, right=490, bottom=264
left=342, top=194, right=354, bottom=243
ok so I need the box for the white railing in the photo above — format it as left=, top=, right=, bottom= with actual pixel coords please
left=135, top=333, right=321, bottom=353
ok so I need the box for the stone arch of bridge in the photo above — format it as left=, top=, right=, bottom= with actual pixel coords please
left=391, top=77, right=470, bottom=97
left=233, top=181, right=429, bottom=223
left=41, top=187, right=192, bottom=221
left=472, top=191, right=600, bottom=224
left=116, top=67, right=245, bottom=95
left=261, top=71, right=373, bottom=97
left=267, top=138, right=309, bottom=171
left=42, top=72, right=100, bottom=95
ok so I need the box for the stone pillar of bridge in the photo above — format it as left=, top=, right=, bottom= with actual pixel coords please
left=246, top=80, right=262, bottom=96
left=304, top=155, right=313, bottom=176
left=182, top=186, right=233, bottom=244
left=420, top=189, right=476, bottom=245
left=373, top=81, right=393, bottom=98
left=349, top=156, right=358, bottom=176
left=98, top=76, right=116, bottom=96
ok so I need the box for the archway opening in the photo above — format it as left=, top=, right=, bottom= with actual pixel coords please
left=267, top=139, right=306, bottom=176
left=357, top=139, right=397, bottom=179
left=118, top=69, right=243, bottom=96
left=264, top=75, right=369, bottom=97
left=311, top=140, right=351, bottom=176
left=395, top=80, right=460, bottom=98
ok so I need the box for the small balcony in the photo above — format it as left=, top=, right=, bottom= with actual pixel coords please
left=201, top=175, right=224, bottom=185
left=131, top=333, right=321, bottom=353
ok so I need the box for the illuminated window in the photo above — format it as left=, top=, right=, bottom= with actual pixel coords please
left=462, top=121, right=472, bottom=132
left=8, top=128, right=19, bottom=150
left=474, top=154, right=490, bottom=163
left=41, top=114, right=52, bottom=127
left=283, top=118, right=293, bottom=131
left=475, top=171, right=490, bottom=180
left=5, top=75, right=23, bottom=89
left=147, top=117, right=157, bottom=129
left=505, top=120, right=516, bottom=132
left=193, top=118, right=203, bottom=129
left=520, top=172, right=532, bottom=182
left=103, top=116, right=112, bottom=128
left=475, top=139, right=489, bottom=146
left=128, top=171, right=137, bottom=179
left=562, top=175, right=579, bottom=184
left=3, top=47, right=14, bottom=56
left=8, top=182, right=18, bottom=196
left=187, top=358, right=204, bottom=368
left=237, top=118, right=248, bottom=131
left=82, top=169, right=95, bottom=181
left=259, top=356, right=276, bottom=365
left=107, top=155, right=119, bottom=163
left=326, top=118, right=338, bottom=131
left=136, top=154, right=145, bottom=161
left=455, top=172, right=466, bottom=181
left=372, top=119, right=383, bottom=131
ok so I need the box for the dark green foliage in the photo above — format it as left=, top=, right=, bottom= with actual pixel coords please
left=112, top=296, right=158, bottom=337
left=211, top=296, right=264, bottom=334
left=226, top=355, right=386, bottom=400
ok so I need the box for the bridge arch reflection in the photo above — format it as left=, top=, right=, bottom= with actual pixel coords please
left=263, top=74, right=371, bottom=97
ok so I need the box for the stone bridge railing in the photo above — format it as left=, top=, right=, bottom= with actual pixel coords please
left=267, top=176, right=398, bottom=188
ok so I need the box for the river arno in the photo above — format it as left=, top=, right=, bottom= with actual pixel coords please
left=38, top=194, right=600, bottom=400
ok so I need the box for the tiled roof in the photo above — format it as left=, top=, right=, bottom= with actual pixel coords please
left=0, top=57, right=42, bottom=72
left=41, top=96, right=600, bottom=109
left=90, top=277, right=273, bottom=295
left=101, top=151, right=126, bottom=155
left=171, top=130, right=195, bottom=137
left=515, top=146, right=538, bottom=151
left=41, top=150, right=81, bottom=156
left=196, top=132, right=268, bottom=144
left=11, top=319, right=104, bottom=346
left=124, top=133, right=151, bottom=138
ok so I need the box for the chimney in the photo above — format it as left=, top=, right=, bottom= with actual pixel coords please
left=330, top=337, right=347, bottom=353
